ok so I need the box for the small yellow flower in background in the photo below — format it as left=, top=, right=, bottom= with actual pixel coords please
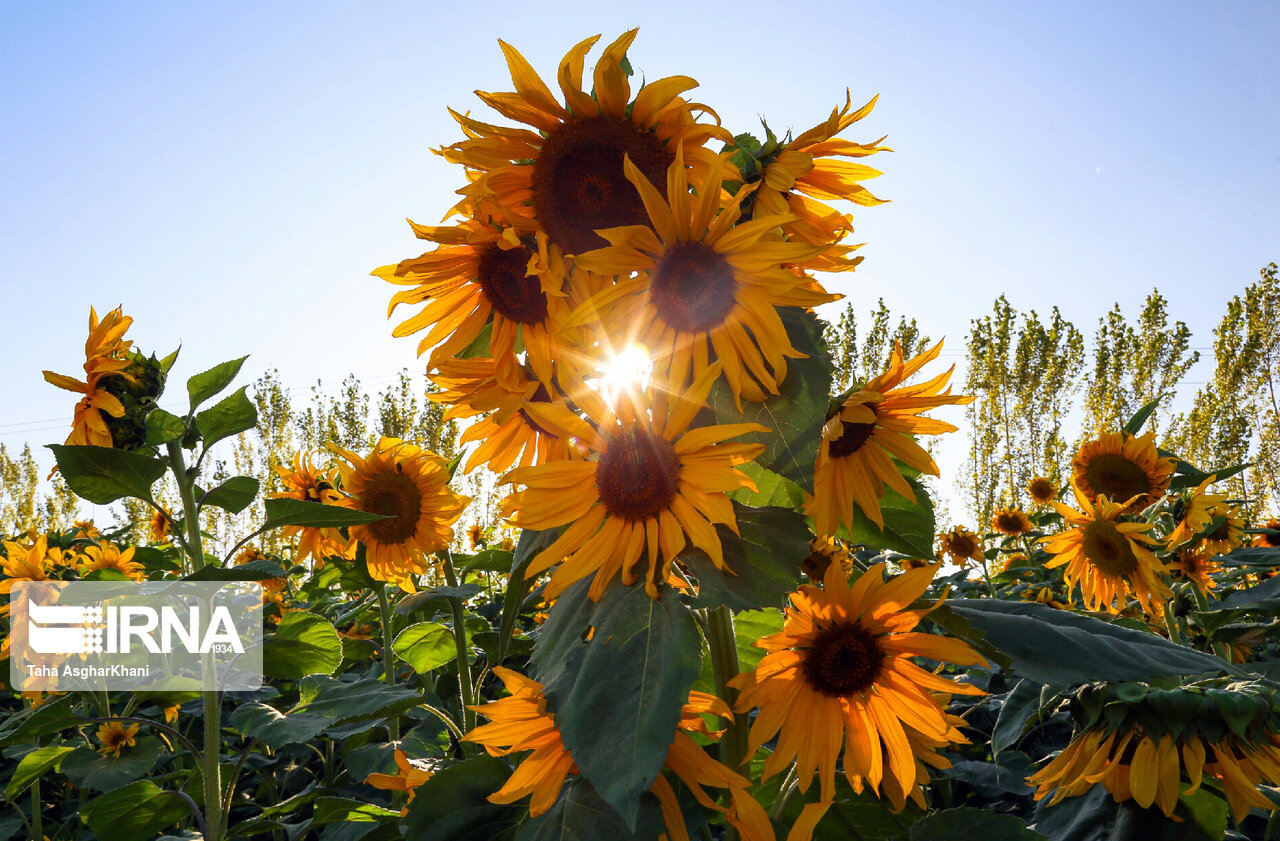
left=72, top=519, right=100, bottom=539
left=1169, top=549, right=1221, bottom=593
left=468, top=524, right=483, bottom=550
left=1022, top=586, right=1070, bottom=610
left=332, top=437, right=469, bottom=591
left=365, top=749, right=436, bottom=815
left=22, top=690, right=64, bottom=708
left=1071, top=430, right=1174, bottom=514
left=464, top=668, right=772, bottom=841
left=937, top=526, right=984, bottom=568
left=500, top=537, right=514, bottom=552
left=1, top=536, right=58, bottom=612
left=270, top=451, right=350, bottom=563
left=729, top=561, right=985, bottom=824
left=1000, top=552, right=1030, bottom=574
left=1026, top=476, right=1057, bottom=507
left=162, top=704, right=180, bottom=724
left=79, top=542, right=145, bottom=581
left=991, top=506, right=1033, bottom=536
left=149, top=506, right=172, bottom=544
left=1252, top=518, right=1280, bottom=548
left=96, top=721, right=139, bottom=757
left=808, top=341, right=972, bottom=537
left=1040, top=485, right=1170, bottom=616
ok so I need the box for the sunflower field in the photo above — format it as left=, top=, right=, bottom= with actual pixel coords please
left=6, top=30, right=1280, bottom=841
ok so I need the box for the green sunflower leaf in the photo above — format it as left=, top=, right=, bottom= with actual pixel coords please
left=515, top=777, right=666, bottom=841
left=836, top=474, right=936, bottom=559
left=5, top=744, right=76, bottom=801
left=262, top=611, right=342, bottom=679
left=908, top=807, right=1045, bottom=841
left=261, top=497, right=386, bottom=530
left=195, top=385, right=258, bottom=448
left=143, top=407, right=186, bottom=445
left=186, top=355, right=248, bottom=412
left=546, top=578, right=702, bottom=830
left=393, top=622, right=456, bottom=674
left=401, top=754, right=521, bottom=841
left=201, top=475, right=259, bottom=514
left=80, top=780, right=191, bottom=839
left=684, top=503, right=808, bottom=612
left=47, top=444, right=166, bottom=505
left=946, top=599, right=1232, bottom=688
left=709, top=307, right=833, bottom=494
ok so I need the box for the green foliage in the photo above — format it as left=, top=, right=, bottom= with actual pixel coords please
left=47, top=444, right=166, bottom=504
left=262, top=611, right=343, bottom=679
left=80, top=780, right=191, bottom=839
left=187, top=356, right=249, bottom=412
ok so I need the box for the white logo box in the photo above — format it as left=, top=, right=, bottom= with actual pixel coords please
left=9, top=581, right=263, bottom=691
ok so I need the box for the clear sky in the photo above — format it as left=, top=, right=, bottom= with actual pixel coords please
left=3, top=1, right=1278, bottom=518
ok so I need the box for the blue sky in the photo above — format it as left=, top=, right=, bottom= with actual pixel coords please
left=2, top=1, right=1278, bottom=518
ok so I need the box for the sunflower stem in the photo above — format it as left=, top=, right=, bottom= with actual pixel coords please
left=441, top=550, right=477, bottom=747
left=30, top=774, right=41, bottom=841
left=1162, top=599, right=1185, bottom=646
left=165, top=440, right=225, bottom=841
left=376, top=582, right=401, bottom=742
left=1189, top=585, right=1232, bottom=661
left=705, top=606, right=749, bottom=774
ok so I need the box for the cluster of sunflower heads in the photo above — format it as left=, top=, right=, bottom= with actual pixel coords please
left=1032, top=680, right=1280, bottom=823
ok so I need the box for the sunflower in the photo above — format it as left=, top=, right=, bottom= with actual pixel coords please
left=78, top=542, right=145, bottom=581
left=1026, top=476, right=1058, bottom=506
left=1168, top=475, right=1225, bottom=548
left=331, top=437, right=469, bottom=590
left=937, top=526, right=984, bottom=568
left=0, top=537, right=59, bottom=634
left=163, top=704, right=181, bottom=725
left=1196, top=503, right=1245, bottom=559
left=1000, top=552, right=1031, bottom=574
left=441, top=31, right=727, bottom=258
left=149, top=506, right=172, bottom=544
left=365, top=749, right=436, bottom=815
left=807, top=341, right=972, bottom=536
left=377, top=219, right=586, bottom=388
left=1254, top=518, right=1280, bottom=548
left=1029, top=684, right=1280, bottom=824
left=270, top=451, right=351, bottom=563
left=1169, top=548, right=1221, bottom=592
left=96, top=721, right=140, bottom=758
left=1071, top=431, right=1174, bottom=513
left=750, top=92, right=890, bottom=272
left=801, top=535, right=853, bottom=582
left=572, top=150, right=836, bottom=405
left=501, top=363, right=765, bottom=601
left=43, top=306, right=135, bottom=448
left=72, top=520, right=100, bottom=539
left=428, top=357, right=583, bottom=475
left=1022, top=585, right=1071, bottom=610
left=991, top=507, right=1033, bottom=537
left=468, top=524, right=483, bottom=550
left=464, top=667, right=771, bottom=841
left=729, top=561, right=985, bottom=825
left=1040, top=485, right=1170, bottom=615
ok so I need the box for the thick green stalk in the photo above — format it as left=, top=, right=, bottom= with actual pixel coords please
left=376, top=583, right=401, bottom=741
left=441, top=551, right=476, bottom=744
left=166, top=441, right=224, bottom=841
left=705, top=606, right=748, bottom=772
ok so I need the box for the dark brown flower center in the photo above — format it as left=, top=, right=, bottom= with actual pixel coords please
left=361, top=469, right=423, bottom=544
left=1081, top=519, right=1139, bottom=578
left=1028, top=478, right=1055, bottom=503
left=1260, top=521, right=1280, bottom=548
left=800, top=621, right=885, bottom=697
left=1082, top=454, right=1151, bottom=506
left=948, top=536, right=976, bottom=558
left=994, top=512, right=1027, bottom=534
left=1207, top=517, right=1232, bottom=541
left=595, top=426, right=680, bottom=521
left=828, top=405, right=879, bottom=459
left=477, top=243, right=548, bottom=324
left=650, top=241, right=738, bottom=333
left=531, top=115, right=673, bottom=256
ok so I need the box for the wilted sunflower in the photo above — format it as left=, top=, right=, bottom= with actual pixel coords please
left=441, top=30, right=727, bottom=257
left=1072, top=431, right=1174, bottom=513
left=991, top=506, right=1033, bottom=536
left=96, top=721, right=139, bottom=757
left=78, top=543, right=145, bottom=581
left=937, top=526, right=984, bottom=568
left=751, top=93, right=889, bottom=272
left=43, top=306, right=136, bottom=448
left=1026, top=476, right=1058, bottom=507
left=729, top=562, right=984, bottom=825
left=503, top=363, right=764, bottom=600
left=270, top=451, right=350, bottom=563
left=1041, top=485, right=1170, bottom=615
left=331, top=437, right=469, bottom=589
left=1030, top=684, right=1280, bottom=824
left=572, top=150, right=835, bottom=404
left=808, top=341, right=971, bottom=536
left=464, top=667, right=772, bottom=841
